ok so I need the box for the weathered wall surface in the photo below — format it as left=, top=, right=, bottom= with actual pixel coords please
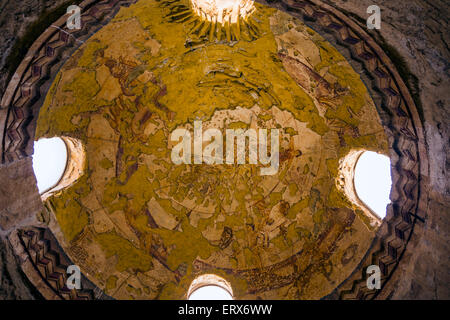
left=323, top=0, right=449, bottom=195
left=0, top=236, right=41, bottom=299
left=319, top=0, right=450, bottom=299
left=0, top=1, right=70, bottom=299
left=0, top=0, right=69, bottom=97
left=0, top=158, right=43, bottom=300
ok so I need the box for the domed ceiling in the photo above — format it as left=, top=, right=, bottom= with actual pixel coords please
left=35, top=0, right=389, bottom=299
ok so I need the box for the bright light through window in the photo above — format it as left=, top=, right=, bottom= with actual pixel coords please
left=354, top=151, right=392, bottom=218
left=188, top=285, right=233, bottom=300
left=32, top=137, right=68, bottom=194
left=190, top=0, right=255, bottom=23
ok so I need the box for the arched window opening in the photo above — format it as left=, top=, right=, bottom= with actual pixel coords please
left=32, top=136, right=85, bottom=198
left=354, top=151, right=392, bottom=219
left=188, top=274, right=233, bottom=300
left=32, top=137, right=67, bottom=194
left=337, top=150, right=392, bottom=227
left=189, top=285, right=233, bottom=300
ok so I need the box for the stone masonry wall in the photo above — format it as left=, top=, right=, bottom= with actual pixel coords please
left=320, top=0, right=450, bottom=299
left=0, top=1, right=72, bottom=299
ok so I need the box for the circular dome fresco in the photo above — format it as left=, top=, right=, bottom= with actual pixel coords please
left=35, top=0, right=390, bottom=299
